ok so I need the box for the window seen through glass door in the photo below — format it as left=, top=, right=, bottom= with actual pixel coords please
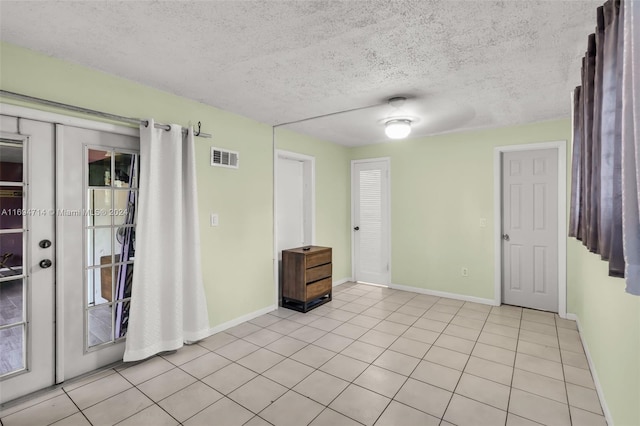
left=0, top=138, right=27, bottom=376
left=85, top=148, right=138, bottom=349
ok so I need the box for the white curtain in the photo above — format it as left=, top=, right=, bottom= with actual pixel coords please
left=124, top=119, right=210, bottom=361
left=621, top=0, right=640, bottom=295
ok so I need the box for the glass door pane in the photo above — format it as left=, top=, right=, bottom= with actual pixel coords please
left=0, top=138, right=26, bottom=377
left=85, top=148, right=138, bottom=349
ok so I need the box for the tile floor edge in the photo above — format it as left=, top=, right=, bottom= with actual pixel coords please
left=568, top=312, right=613, bottom=426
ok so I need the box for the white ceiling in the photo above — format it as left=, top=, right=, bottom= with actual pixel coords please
left=0, top=1, right=598, bottom=146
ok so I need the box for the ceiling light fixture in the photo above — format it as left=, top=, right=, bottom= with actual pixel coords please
left=384, top=119, right=412, bottom=139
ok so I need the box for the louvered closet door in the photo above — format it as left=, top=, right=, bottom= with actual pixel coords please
left=352, top=159, right=390, bottom=285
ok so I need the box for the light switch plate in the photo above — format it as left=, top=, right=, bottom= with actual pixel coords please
left=210, top=213, right=219, bottom=227
left=479, top=218, right=487, bottom=228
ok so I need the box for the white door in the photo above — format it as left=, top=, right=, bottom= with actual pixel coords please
left=0, top=116, right=56, bottom=403
left=58, top=125, right=139, bottom=380
left=352, top=159, right=390, bottom=285
left=277, top=157, right=305, bottom=254
left=502, top=149, right=558, bottom=312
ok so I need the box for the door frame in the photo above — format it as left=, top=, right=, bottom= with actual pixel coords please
left=493, top=141, right=567, bottom=317
left=273, top=149, right=315, bottom=306
left=1, top=103, right=138, bottom=383
left=351, top=157, right=391, bottom=285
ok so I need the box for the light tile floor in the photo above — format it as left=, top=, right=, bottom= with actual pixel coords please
left=0, top=283, right=607, bottom=426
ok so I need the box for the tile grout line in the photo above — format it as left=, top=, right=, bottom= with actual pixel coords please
left=440, top=302, right=496, bottom=424
left=427, top=302, right=465, bottom=425
left=556, top=313, right=574, bottom=426
left=187, top=286, right=387, bottom=425
left=503, top=308, right=523, bottom=426
left=299, top=289, right=428, bottom=424
left=358, top=294, right=434, bottom=426
left=6, top=283, right=602, bottom=426
left=51, top=388, right=92, bottom=426
left=243, top=285, right=407, bottom=426
left=111, top=364, right=184, bottom=426
left=290, top=289, right=413, bottom=426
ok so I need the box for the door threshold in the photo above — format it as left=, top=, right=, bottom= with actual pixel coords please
left=0, top=360, right=126, bottom=409
left=355, top=281, right=390, bottom=288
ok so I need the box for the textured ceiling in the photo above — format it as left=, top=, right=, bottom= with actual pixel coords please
left=0, top=1, right=598, bottom=146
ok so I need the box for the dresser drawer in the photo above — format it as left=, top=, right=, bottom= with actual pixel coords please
left=306, top=277, right=332, bottom=300
left=306, top=263, right=332, bottom=284
left=306, top=249, right=331, bottom=268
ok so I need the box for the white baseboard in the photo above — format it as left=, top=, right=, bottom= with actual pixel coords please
left=564, top=313, right=578, bottom=321
left=389, top=283, right=499, bottom=306
left=206, top=304, right=277, bottom=336
left=333, top=277, right=353, bottom=287
left=566, top=312, right=613, bottom=426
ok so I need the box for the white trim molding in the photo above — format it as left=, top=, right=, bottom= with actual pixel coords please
left=390, top=283, right=499, bottom=306
left=564, top=313, right=613, bottom=425
left=493, top=141, right=568, bottom=317
left=207, top=304, right=278, bottom=336
left=275, top=149, right=317, bottom=246
left=333, top=277, right=353, bottom=288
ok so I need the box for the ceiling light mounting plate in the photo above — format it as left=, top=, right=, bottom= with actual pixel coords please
left=388, top=96, right=407, bottom=108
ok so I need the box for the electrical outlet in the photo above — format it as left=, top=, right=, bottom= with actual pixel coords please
left=461, top=267, right=469, bottom=277
left=479, top=218, right=487, bottom=228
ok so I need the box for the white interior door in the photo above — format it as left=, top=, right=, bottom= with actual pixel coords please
left=502, top=149, right=558, bottom=312
left=58, top=125, right=139, bottom=380
left=0, top=116, right=55, bottom=403
left=352, top=159, right=390, bottom=285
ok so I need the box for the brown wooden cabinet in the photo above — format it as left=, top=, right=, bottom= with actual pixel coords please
left=281, top=246, right=332, bottom=312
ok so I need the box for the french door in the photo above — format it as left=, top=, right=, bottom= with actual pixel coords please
left=352, top=158, right=390, bottom=285
left=58, top=125, right=139, bottom=380
left=0, top=116, right=56, bottom=403
left=0, top=110, right=140, bottom=404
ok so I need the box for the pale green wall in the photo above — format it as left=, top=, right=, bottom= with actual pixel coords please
left=350, top=119, right=571, bottom=300
left=567, top=212, right=640, bottom=426
left=3, top=41, right=638, bottom=425
left=350, top=119, right=639, bottom=425
left=0, top=42, right=276, bottom=326
left=275, top=128, right=352, bottom=281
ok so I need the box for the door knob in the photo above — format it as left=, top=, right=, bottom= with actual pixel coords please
left=39, top=259, right=52, bottom=269
left=502, top=234, right=510, bottom=241
left=354, top=226, right=360, bottom=231
left=39, top=239, right=52, bottom=249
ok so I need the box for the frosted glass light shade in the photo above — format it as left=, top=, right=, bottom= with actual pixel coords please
left=384, top=119, right=412, bottom=139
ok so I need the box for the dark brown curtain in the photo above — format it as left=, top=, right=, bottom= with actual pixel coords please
left=609, top=0, right=625, bottom=278
left=569, top=0, right=629, bottom=281
left=619, top=0, right=640, bottom=295
left=588, top=7, right=604, bottom=252
left=580, top=34, right=595, bottom=249
left=598, top=0, right=621, bottom=261
left=569, top=86, right=582, bottom=238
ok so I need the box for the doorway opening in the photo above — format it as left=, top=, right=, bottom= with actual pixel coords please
left=274, top=150, right=315, bottom=305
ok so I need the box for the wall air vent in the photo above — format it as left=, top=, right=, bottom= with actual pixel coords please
left=211, top=147, right=239, bottom=169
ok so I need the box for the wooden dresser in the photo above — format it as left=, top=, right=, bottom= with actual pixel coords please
left=282, top=246, right=332, bottom=312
